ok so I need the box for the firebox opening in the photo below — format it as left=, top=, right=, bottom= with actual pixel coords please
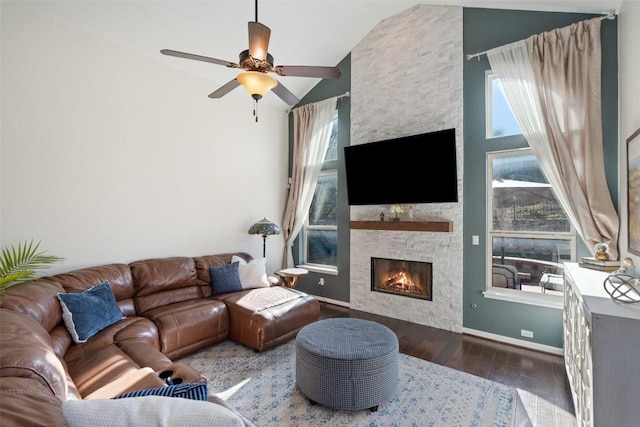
left=371, top=257, right=432, bottom=301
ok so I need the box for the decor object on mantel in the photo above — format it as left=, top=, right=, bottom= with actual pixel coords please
left=0, top=240, right=64, bottom=294
left=603, top=273, right=640, bottom=303
left=160, top=0, right=341, bottom=121
left=248, top=218, right=281, bottom=257
left=389, top=205, right=404, bottom=221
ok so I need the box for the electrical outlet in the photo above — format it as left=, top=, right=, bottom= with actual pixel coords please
left=520, top=329, right=533, bottom=338
left=319, top=278, right=325, bottom=286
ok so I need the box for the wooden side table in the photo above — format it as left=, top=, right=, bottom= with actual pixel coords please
left=275, top=268, right=309, bottom=289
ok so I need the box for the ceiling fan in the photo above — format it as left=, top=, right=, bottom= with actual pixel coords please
left=161, top=0, right=342, bottom=121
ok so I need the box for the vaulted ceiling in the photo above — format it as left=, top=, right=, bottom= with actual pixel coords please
left=22, top=0, right=623, bottom=105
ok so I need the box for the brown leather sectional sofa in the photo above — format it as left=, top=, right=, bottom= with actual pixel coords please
left=0, top=252, right=320, bottom=426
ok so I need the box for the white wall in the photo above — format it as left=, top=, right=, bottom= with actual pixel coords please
left=618, top=0, right=640, bottom=267
left=349, top=5, right=464, bottom=332
left=0, top=3, right=289, bottom=275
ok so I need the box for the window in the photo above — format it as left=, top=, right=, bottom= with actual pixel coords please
left=303, top=113, right=338, bottom=269
left=486, top=149, right=576, bottom=306
left=486, top=72, right=522, bottom=139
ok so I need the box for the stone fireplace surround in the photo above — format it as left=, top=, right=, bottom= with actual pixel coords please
left=349, top=208, right=462, bottom=332
left=349, top=5, right=463, bottom=333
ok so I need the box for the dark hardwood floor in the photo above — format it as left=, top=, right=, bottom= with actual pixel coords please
left=319, top=302, right=576, bottom=427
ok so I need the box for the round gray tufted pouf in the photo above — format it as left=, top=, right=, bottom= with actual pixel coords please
left=295, top=318, right=399, bottom=411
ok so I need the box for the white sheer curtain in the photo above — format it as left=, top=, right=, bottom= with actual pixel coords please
left=487, top=18, right=619, bottom=259
left=281, top=97, right=338, bottom=268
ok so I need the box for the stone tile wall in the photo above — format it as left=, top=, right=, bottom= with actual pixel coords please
left=350, top=5, right=464, bottom=332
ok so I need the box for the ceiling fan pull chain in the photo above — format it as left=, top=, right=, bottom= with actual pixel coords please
left=254, top=99, right=259, bottom=122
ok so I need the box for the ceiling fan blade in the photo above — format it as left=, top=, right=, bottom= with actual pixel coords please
left=161, top=49, right=240, bottom=68
left=248, top=22, right=271, bottom=61
left=272, top=81, right=300, bottom=105
left=273, top=65, right=342, bottom=79
left=208, top=79, right=241, bottom=98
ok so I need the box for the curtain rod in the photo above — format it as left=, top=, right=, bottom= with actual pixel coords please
left=465, top=9, right=617, bottom=61
left=287, top=91, right=350, bottom=114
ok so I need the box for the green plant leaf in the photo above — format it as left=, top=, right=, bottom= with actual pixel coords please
left=0, top=240, right=64, bottom=294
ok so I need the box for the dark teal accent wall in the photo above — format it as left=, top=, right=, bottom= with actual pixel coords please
left=463, top=8, right=618, bottom=348
left=288, top=54, right=351, bottom=303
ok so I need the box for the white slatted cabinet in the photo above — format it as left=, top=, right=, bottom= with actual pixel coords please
left=563, top=263, right=640, bottom=427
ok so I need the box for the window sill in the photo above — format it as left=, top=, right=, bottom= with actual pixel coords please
left=482, top=288, right=563, bottom=310
left=298, top=264, right=338, bottom=275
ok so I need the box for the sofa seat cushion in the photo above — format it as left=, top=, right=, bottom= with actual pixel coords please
left=142, top=299, right=229, bottom=359
left=64, top=316, right=159, bottom=363
left=212, top=287, right=320, bottom=352
left=115, top=340, right=174, bottom=374
left=84, top=367, right=166, bottom=400
left=66, top=344, right=148, bottom=398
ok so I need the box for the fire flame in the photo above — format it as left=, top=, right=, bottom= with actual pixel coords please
left=384, top=268, right=418, bottom=293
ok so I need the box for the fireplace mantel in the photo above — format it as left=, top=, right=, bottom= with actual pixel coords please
left=350, top=220, right=453, bottom=232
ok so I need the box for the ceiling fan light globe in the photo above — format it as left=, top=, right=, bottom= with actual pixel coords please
left=237, top=71, right=277, bottom=99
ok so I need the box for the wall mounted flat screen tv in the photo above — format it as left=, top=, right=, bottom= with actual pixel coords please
left=344, top=128, right=458, bottom=205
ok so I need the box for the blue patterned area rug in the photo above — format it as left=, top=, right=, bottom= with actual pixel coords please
left=179, top=340, right=529, bottom=427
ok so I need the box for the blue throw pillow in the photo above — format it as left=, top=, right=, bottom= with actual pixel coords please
left=209, top=263, right=243, bottom=295
left=57, top=281, right=123, bottom=344
left=113, top=382, right=208, bottom=401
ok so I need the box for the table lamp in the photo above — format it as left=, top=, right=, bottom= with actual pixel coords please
left=248, top=218, right=281, bottom=257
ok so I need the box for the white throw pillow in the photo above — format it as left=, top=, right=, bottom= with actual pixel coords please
left=231, top=255, right=270, bottom=289
left=62, top=396, right=244, bottom=427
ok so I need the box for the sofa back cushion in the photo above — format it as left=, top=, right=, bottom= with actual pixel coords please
left=56, top=264, right=137, bottom=317
left=130, top=257, right=200, bottom=313
left=0, top=277, right=65, bottom=333
left=193, top=253, right=252, bottom=298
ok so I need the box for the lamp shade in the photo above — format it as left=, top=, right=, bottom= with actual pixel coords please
left=248, top=218, right=281, bottom=237
left=237, top=71, right=277, bottom=100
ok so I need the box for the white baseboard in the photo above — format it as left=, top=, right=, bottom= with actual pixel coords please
left=462, top=327, right=564, bottom=356
left=315, top=296, right=350, bottom=308
left=315, top=299, right=563, bottom=356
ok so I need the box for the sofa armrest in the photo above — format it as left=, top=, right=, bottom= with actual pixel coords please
left=163, top=362, right=207, bottom=385
left=0, top=377, right=68, bottom=427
